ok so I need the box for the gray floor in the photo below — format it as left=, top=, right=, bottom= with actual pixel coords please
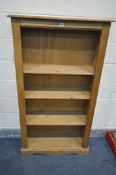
left=0, top=137, right=115, bottom=175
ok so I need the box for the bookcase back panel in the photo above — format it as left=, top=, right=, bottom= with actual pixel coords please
left=26, top=99, right=89, bottom=114
left=21, top=28, right=100, bottom=65
left=24, top=74, right=93, bottom=91
left=27, top=126, right=84, bottom=137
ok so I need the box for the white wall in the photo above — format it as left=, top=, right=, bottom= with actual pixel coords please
left=0, top=0, right=116, bottom=130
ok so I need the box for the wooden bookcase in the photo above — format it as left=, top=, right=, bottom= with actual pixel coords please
left=9, top=14, right=113, bottom=155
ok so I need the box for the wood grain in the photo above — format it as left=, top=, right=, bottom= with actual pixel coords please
left=24, top=64, right=94, bottom=75
left=21, top=137, right=89, bottom=155
left=8, top=14, right=114, bottom=22
left=27, top=126, right=84, bottom=137
left=25, top=90, right=90, bottom=100
left=20, top=19, right=102, bottom=30
left=26, top=99, right=88, bottom=114
left=82, top=23, right=111, bottom=148
left=11, top=18, right=28, bottom=148
left=27, top=114, right=86, bottom=126
left=22, top=29, right=100, bottom=66
left=24, top=74, right=92, bottom=90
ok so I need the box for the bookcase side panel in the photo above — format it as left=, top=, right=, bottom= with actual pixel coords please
left=12, top=18, right=28, bottom=148
left=82, top=23, right=111, bottom=148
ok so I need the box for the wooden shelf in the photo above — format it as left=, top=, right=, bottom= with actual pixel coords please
left=25, top=90, right=90, bottom=100
left=24, top=64, right=94, bottom=75
left=27, top=114, right=86, bottom=126
left=21, top=137, right=89, bottom=155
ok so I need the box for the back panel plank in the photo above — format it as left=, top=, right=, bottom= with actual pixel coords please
left=26, top=99, right=89, bottom=114
left=21, top=29, right=100, bottom=65
left=27, top=125, right=84, bottom=131
left=24, top=74, right=93, bottom=90
left=27, top=128, right=84, bottom=137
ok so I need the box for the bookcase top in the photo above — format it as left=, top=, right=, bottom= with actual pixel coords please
left=8, top=14, right=115, bottom=23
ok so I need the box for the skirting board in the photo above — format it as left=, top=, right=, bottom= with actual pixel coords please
left=0, top=129, right=111, bottom=138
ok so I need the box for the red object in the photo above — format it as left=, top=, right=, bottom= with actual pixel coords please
left=106, top=130, right=116, bottom=157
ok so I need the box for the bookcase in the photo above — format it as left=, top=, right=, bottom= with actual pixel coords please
left=9, top=14, right=112, bottom=155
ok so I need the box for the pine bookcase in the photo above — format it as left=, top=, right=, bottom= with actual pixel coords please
left=8, top=14, right=113, bottom=155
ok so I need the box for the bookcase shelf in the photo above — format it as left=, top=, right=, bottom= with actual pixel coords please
left=21, top=137, right=88, bottom=155
left=26, top=114, right=86, bottom=126
left=25, top=90, right=90, bottom=100
left=10, top=14, right=112, bottom=155
left=24, top=64, right=94, bottom=75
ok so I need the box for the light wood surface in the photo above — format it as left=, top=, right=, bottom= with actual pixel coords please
left=10, top=15, right=112, bottom=155
left=24, top=64, right=94, bottom=75
left=82, top=23, right=111, bottom=148
left=11, top=18, right=28, bottom=148
left=21, top=137, right=89, bottom=155
left=25, top=90, right=90, bottom=100
left=27, top=114, right=86, bottom=126
left=22, top=29, right=99, bottom=66
left=8, top=14, right=114, bottom=22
